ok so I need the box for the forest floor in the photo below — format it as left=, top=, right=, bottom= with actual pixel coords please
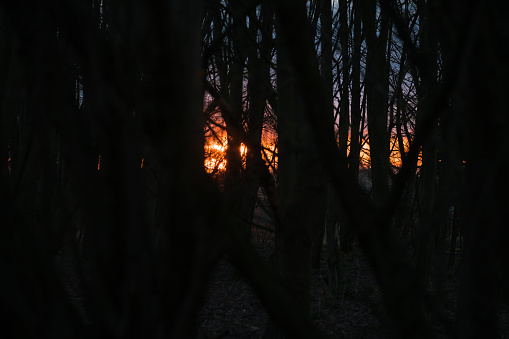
left=196, top=235, right=386, bottom=339
left=55, top=206, right=509, bottom=338
left=195, top=205, right=509, bottom=339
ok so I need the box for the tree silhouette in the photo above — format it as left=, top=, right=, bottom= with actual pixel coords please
left=1, top=0, right=508, bottom=338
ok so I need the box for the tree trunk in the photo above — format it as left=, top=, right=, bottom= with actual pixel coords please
left=265, top=1, right=327, bottom=336
left=349, top=0, right=362, bottom=180
left=243, top=1, right=273, bottom=240
left=415, top=0, right=439, bottom=289
left=360, top=0, right=390, bottom=205
left=438, top=3, right=509, bottom=337
left=325, top=182, right=341, bottom=291
left=310, top=0, right=334, bottom=270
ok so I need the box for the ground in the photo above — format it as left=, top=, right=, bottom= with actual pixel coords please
left=195, top=206, right=509, bottom=338
left=196, top=232, right=386, bottom=339
left=55, top=210, right=509, bottom=338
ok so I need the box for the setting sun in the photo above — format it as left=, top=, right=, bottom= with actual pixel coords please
left=204, top=138, right=227, bottom=173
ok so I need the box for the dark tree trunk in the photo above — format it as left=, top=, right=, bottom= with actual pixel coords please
left=310, top=0, right=334, bottom=270
left=265, top=1, right=327, bottom=336
left=349, top=0, right=362, bottom=180
left=447, top=204, right=460, bottom=270
left=360, top=0, right=390, bottom=205
left=337, top=0, right=354, bottom=254
left=438, top=3, right=509, bottom=337
left=325, top=182, right=341, bottom=291
left=415, top=0, right=439, bottom=289
left=243, top=1, right=273, bottom=239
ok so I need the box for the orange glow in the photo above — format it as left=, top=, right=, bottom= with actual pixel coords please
left=261, top=131, right=278, bottom=172
left=204, top=137, right=227, bottom=173
left=240, top=143, right=247, bottom=169
left=204, top=156, right=227, bottom=172
left=240, top=143, right=247, bottom=157
left=204, top=103, right=280, bottom=174
left=389, top=136, right=410, bottom=168
left=204, top=128, right=278, bottom=174
left=209, top=142, right=226, bottom=153
left=389, top=136, right=422, bottom=169
left=205, top=130, right=421, bottom=175
left=359, top=141, right=371, bottom=168
left=340, top=133, right=422, bottom=170
left=98, top=155, right=101, bottom=171
left=204, top=110, right=423, bottom=174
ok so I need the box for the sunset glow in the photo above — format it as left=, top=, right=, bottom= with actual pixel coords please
left=204, top=106, right=279, bottom=174
left=203, top=107, right=417, bottom=175
left=205, top=133, right=418, bottom=174
left=240, top=143, right=247, bottom=157
left=204, top=137, right=227, bottom=173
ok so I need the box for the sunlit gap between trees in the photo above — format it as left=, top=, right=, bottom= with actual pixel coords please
left=203, top=110, right=418, bottom=177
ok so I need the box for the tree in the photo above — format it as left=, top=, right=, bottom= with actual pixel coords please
left=337, top=0, right=355, bottom=254
left=0, top=0, right=217, bottom=337
left=319, top=0, right=342, bottom=289
left=263, top=0, right=328, bottom=336
left=361, top=0, right=391, bottom=206
left=242, top=0, right=274, bottom=241
left=430, top=1, right=509, bottom=337
left=414, top=0, right=440, bottom=289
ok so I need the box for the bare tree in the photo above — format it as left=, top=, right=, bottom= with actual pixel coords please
left=361, top=0, right=391, bottom=205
